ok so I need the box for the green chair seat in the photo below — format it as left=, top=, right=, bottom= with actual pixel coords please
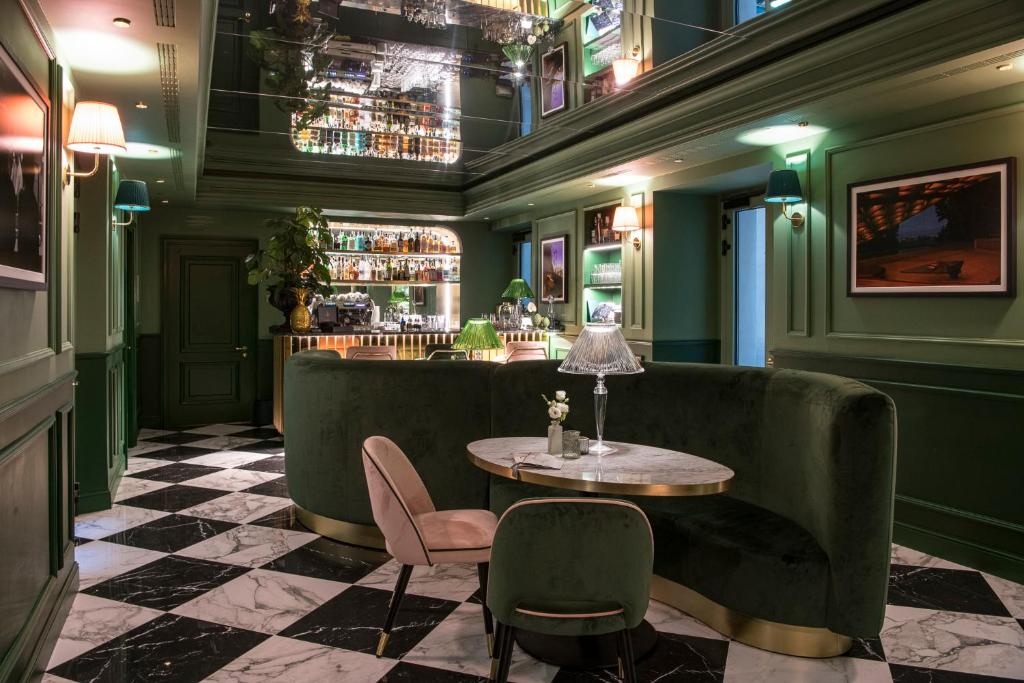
left=641, top=494, right=829, bottom=628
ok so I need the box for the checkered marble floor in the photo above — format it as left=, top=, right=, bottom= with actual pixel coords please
left=45, top=424, right=1024, bottom=682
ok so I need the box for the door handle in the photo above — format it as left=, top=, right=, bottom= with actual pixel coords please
left=235, top=346, right=248, bottom=358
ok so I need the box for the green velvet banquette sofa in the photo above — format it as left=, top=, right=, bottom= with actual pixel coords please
left=284, top=351, right=897, bottom=657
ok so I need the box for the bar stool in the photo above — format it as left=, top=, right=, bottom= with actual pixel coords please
left=362, top=436, right=498, bottom=657
left=487, top=498, right=653, bottom=682
left=347, top=345, right=398, bottom=360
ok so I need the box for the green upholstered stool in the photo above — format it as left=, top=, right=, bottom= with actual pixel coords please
left=487, top=498, right=654, bottom=683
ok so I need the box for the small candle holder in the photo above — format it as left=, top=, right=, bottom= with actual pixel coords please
left=562, top=430, right=582, bottom=459
left=579, top=437, right=590, bottom=455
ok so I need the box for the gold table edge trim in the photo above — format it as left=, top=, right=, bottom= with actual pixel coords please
left=465, top=448, right=733, bottom=497
left=295, top=509, right=853, bottom=658
left=295, top=506, right=387, bottom=550
left=650, top=575, right=853, bottom=658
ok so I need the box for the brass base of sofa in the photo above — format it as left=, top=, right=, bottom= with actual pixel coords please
left=649, top=575, right=853, bottom=658
left=294, top=506, right=387, bottom=550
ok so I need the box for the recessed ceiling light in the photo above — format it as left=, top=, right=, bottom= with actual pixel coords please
left=156, top=179, right=165, bottom=183
left=161, top=199, right=169, bottom=204
left=586, top=182, right=595, bottom=188
left=135, top=101, right=148, bottom=109
left=148, top=148, right=160, bottom=154
left=527, top=203, right=535, bottom=206
left=112, top=17, right=131, bottom=28
left=594, top=173, right=651, bottom=187
left=996, top=63, right=1013, bottom=72
left=483, top=216, right=490, bottom=220
left=673, top=158, right=684, bottom=163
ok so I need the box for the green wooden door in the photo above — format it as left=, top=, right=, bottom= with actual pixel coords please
left=163, top=238, right=257, bottom=427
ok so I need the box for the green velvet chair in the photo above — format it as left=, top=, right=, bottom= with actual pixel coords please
left=487, top=498, right=654, bottom=683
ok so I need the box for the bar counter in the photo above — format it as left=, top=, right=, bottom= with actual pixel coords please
left=272, top=329, right=548, bottom=433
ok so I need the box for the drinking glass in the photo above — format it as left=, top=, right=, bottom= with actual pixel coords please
left=562, top=430, right=582, bottom=459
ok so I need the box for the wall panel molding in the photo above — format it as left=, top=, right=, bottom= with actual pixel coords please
left=785, top=151, right=810, bottom=337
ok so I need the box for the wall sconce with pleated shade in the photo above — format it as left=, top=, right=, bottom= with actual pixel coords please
left=611, top=205, right=642, bottom=250
left=66, top=101, right=126, bottom=183
left=765, top=169, right=805, bottom=229
left=112, top=179, right=150, bottom=227
left=612, top=46, right=641, bottom=86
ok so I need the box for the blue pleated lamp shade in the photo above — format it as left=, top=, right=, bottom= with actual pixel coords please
left=113, top=180, right=151, bottom=212
left=764, top=169, right=803, bottom=204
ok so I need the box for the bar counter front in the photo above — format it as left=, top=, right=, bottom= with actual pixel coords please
left=272, top=329, right=548, bottom=433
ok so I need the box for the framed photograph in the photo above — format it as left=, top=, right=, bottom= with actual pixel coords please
left=848, top=158, right=1015, bottom=296
left=540, top=43, right=567, bottom=118
left=583, top=200, right=621, bottom=247
left=0, top=40, right=48, bottom=290
left=540, top=234, right=568, bottom=303
left=412, top=286, right=426, bottom=306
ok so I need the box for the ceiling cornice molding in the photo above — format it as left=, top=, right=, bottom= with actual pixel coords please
left=463, top=0, right=1024, bottom=214
left=192, top=0, right=218, bottom=198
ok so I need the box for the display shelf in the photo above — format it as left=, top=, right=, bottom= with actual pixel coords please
left=583, top=242, right=624, bottom=252
left=326, top=250, right=462, bottom=257
left=331, top=280, right=460, bottom=287
left=300, top=125, right=458, bottom=143
left=583, top=283, right=622, bottom=289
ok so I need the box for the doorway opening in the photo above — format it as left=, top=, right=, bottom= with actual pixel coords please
left=733, top=206, right=766, bottom=367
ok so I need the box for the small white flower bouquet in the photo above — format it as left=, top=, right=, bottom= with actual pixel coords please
left=542, top=390, right=570, bottom=426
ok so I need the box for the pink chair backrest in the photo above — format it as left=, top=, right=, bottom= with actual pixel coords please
left=361, top=436, right=436, bottom=565
left=347, top=345, right=398, bottom=360
left=505, top=341, right=547, bottom=363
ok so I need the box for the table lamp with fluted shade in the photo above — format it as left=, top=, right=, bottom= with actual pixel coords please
left=452, top=318, right=504, bottom=360
left=558, top=323, right=643, bottom=454
left=501, top=278, right=534, bottom=300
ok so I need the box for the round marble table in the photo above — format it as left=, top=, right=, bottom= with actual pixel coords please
left=466, top=437, right=735, bottom=669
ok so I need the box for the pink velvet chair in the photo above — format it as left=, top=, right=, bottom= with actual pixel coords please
left=504, top=341, right=547, bottom=363
left=362, top=436, right=498, bottom=658
left=347, top=345, right=398, bottom=360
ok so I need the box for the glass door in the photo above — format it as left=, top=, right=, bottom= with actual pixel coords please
left=722, top=199, right=767, bottom=366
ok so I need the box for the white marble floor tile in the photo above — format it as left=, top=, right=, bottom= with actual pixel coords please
left=171, top=568, right=347, bottom=634
left=124, top=457, right=173, bottom=476
left=184, top=424, right=255, bottom=436
left=74, top=505, right=171, bottom=540
left=75, top=540, right=167, bottom=589
left=126, top=441, right=175, bottom=457
left=403, top=603, right=559, bottom=683
left=42, top=675, right=77, bottom=683
left=178, top=491, right=293, bottom=524
left=880, top=604, right=1024, bottom=679
left=176, top=524, right=317, bottom=568
left=983, top=573, right=1024, bottom=619
left=181, top=469, right=283, bottom=492
left=645, top=599, right=727, bottom=640
left=889, top=544, right=972, bottom=571
left=357, top=561, right=482, bottom=602
left=206, top=636, right=397, bottom=683
left=188, top=435, right=262, bottom=451
left=47, top=594, right=163, bottom=668
left=113, top=476, right=173, bottom=502
left=137, top=428, right=176, bottom=439
left=179, top=450, right=273, bottom=468
left=723, top=642, right=894, bottom=682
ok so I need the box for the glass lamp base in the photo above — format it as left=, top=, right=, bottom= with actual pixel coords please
left=590, top=441, right=616, bottom=455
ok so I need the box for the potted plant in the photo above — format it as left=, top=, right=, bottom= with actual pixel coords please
left=246, top=206, right=333, bottom=333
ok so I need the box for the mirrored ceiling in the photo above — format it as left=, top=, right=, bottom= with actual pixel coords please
left=205, top=0, right=775, bottom=187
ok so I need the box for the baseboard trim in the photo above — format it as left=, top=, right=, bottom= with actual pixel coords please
left=894, top=521, right=1024, bottom=585
left=294, top=506, right=386, bottom=550
left=0, top=560, right=78, bottom=683
left=649, top=575, right=853, bottom=658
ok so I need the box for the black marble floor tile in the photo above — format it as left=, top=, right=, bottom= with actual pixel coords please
left=101, top=514, right=238, bottom=553
left=238, top=439, right=285, bottom=455
left=146, top=432, right=213, bottom=446
left=73, top=536, right=93, bottom=546
left=231, top=427, right=282, bottom=440
left=845, top=636, right=887, bottom=662
left=237, top=455, right=286, bottom=473
left=888, top=565, right=1011, bottom=617
left=249, top=505, right=307, bottom=531
left=243, top=477, right=290, bottom=498
left=552, top=633, right=729, bottom=682
left=84, top=555, right=251, bottom=610
left=49, top=613, right=268, bottom=683
left=117, top=484, right=230, bottom=512
left=279, top=585, right=460, bottom=658
left=889, top=663, right=1014, bottom=682
left=377, top=662, right=486, bottom=682
left=142, top=445, right=222, bottom=462
left=133, top=462, right=224, bottom=484
left=261, top=536, right=390, bottom=583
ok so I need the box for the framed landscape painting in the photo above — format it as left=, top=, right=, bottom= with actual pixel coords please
left=540, top=234, right=568, bottom=303
left=0, top=40, right=48, bottom=290
left=848, top=158, right=1015, bottom=296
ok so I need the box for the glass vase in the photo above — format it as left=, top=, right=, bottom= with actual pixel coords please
left=547, top=423, right=563, bottom=455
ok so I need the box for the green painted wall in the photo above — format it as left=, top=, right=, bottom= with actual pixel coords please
left=651, top=0, right=723, bottom=67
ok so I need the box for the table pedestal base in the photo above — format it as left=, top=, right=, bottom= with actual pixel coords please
left=514, top=620, right=657, bottom=670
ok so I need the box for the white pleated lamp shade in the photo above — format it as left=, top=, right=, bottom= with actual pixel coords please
left=67, top=101, right=126, bottom=154
left=611, top=206, right=640, bottom=232
left=558, top=323, right=643, bottom=376
left=612, top=57, right=640, bottom=85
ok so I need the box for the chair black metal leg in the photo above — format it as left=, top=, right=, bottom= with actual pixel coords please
left=494, top=622, right=516, bottom=683
left=614, top=628, right=638, bottom=683
left=478, top=562, right=494, bottom=655
left=490, top=621, right=506, bottom=681
left=377, top=564, right=413, bottom=658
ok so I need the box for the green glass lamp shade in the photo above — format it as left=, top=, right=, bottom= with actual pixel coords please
left=501, top=278, right=535, bottom=300
left=764, top=169, right=803, bottom=204
left=113, top=180, right=151, bottom=212
left=452, top=318, right=504, bottom=351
